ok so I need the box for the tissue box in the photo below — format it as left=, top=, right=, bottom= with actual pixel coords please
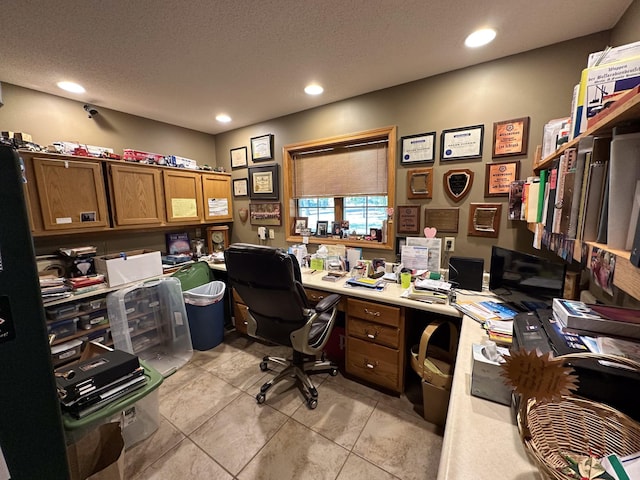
left=470, top=343, right=512, bottom=405
left=94, top=250, right=162, bottom=287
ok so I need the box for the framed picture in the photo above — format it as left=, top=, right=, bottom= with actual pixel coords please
left=468, top=203, right=502, bottom=238
left=249, top=164, right=279, bottom=200
left=316, top=220, right=328, bottom=237
left=485, top=160, right=520, bottom=197
left=397, top=205, right=420, bottom=234
left=407, top=167, right=433, bottom=199
left=441, top=124, right=484, bottom=161
left=250, top=134, right=274, bottom=162
left=492, top=117, right=529, bottom=158
left=233, top=178, right=248, bottom=197
left=291, top=216, right=308, bottom=235
left=331, top=221, right=343, bottom=236
left=250, top=202, right=281, bottom=226
left=400, top=132, right=436, bottom=165
left=230, top=146, right=248, bottom=169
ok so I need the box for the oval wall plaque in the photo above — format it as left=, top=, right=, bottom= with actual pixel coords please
left=443, top=169, right=474, bottom=202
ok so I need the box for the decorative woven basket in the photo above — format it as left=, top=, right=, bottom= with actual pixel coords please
left=515, top=352, right=640, bottom=480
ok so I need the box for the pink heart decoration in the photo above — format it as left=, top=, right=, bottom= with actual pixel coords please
left=424, top=227, right=437, bottom=238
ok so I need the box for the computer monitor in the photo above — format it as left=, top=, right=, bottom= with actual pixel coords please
left=489, top=246, right=566, bottom=309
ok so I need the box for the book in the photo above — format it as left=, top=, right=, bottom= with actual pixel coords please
left=536, top=169, right=547, bottom=223
left=165, top=232, right=191, bottom=255
left=526, top=178, right=540, bottom=223
left=553, top=298, right=640, bottom=340
left=454, top=300, right=517, bottom=323
left=544, top=159, right=559, bottom=236
left=552, top=148, right=576, bottom=234
left=596, top=170, right=610, bottom=244
left=567, top=136, right=593, bottom=238
left=508, top=180, right=525, bottom=221
left=582, top=161, right=609, bottom=242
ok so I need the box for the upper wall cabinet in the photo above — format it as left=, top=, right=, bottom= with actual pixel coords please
left=108, top=163, right=165, bottom=227
left=162, top=169, right=204, bottom=224
left=29, top=156, right=110, bottom=234
left=202, top=173, right=233, bottom=222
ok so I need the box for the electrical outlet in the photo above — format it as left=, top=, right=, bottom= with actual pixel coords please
left=445, top=236, right=455, bottom=252
left=269, top=228, right=275, bottom=239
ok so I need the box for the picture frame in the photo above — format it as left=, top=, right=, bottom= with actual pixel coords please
left=316, top=220, right=328, bottom=237
left=249, top=202, right=282, bottom=226
left=492, top=117, right=529, bottom=158
left=407, top=167, right=433, bottom=199
left=230, top=146, right=248, bottom=169
left=250, top=134, right=274, bottom=162
left=233, top=178, right=248, bottom=197
left=440, top=124, right=484, bottom=161
left=400, top=132, right=436, bottom=165
left=249, top=164, right=279, bottom=200
left=485, top=160, right=520, bottom=197
left=397, top=205, right=420, bottom=235
left=291, top=216, right=308, bottom=235
left=331, top=221, right=343, bottom=237
left=468, top=203, right=502, bottom=238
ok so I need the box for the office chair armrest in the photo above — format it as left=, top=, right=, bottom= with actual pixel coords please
left=315, top=293, right=341, bottom=313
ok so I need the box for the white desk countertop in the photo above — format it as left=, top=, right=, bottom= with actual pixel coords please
left=208, top=260, right=540, bottom=479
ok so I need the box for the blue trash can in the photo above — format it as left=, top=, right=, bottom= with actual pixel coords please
left=183, top=281, right=226, bottom=351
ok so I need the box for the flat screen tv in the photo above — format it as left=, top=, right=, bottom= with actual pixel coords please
left=489, top=246, right=567, bottom=306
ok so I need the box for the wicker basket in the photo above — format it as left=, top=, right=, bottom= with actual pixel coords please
left=516, top=352, right=640, bottom=480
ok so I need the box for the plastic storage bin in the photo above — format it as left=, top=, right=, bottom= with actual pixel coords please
left=107, top=277, right=193, bottom=377
left=183, top=281, right=226, bottom=351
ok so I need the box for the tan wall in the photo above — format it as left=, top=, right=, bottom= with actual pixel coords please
left=610, top=0, right=640, bottom=46
left=0, top=83, right=217, bottom=164
left=215, top=32, right=611, bottom=267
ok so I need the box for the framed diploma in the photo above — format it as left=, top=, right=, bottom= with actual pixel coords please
left=250, top=134, right=274, bottom=162
left=440, top=125, right=484, bottom=161
left=492, top=117, right=529, bottom=158
left=230, top=146, right=248, bottom=169
left=233, top=178, right=248, bottom=197
left=397, top=205, right=420, bottom=234
left=468, top=203, right=502, bottom=238
left=249, top=164, right=279, bottom=200
left=400, top=132, right=436, bottom=165
left=485, top=160, right=520, bottom=197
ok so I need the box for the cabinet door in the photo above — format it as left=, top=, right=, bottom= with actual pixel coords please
left=163, top=170, right=203, bottom=223
left=32, top=157, right=109, bottom=231
left=202, top=173, right=233, bottom=222
left=109, top=163, right=165, bottom=226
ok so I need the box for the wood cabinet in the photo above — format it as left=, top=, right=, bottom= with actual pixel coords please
left=232, top=288, right=250, bottom=335
left=202, top=173, right=233, bottom=222
left=108, top=163, right=165, bottom=227
left=345, top=297, right=405, bottom=393
left=28, top=155, right=110, bottom=234
left=162, top=169, right=204, bottom=223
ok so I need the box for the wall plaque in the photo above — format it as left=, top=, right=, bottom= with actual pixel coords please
left=407, top=167, right=433, bottom=199
left=424, top=208, right=459, bottom=233
left=443, top=169, right=473, bottom=202
left=468, top=203, right=502, bottom=238
left=397, top=205, right=420, bottom=234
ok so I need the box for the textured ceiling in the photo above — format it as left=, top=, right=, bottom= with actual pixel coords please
left=0, top=0, right=632, bottom=134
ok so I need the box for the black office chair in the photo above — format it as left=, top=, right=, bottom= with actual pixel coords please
left=224, top=243, right=341, bottom=409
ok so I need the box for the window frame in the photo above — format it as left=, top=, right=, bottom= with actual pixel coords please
left=283, top=126, right=396, bottom=250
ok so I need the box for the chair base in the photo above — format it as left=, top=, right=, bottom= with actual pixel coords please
left=256, top=351, right=338, bottom=409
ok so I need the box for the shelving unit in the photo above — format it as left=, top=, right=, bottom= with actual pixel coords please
left=531, top=90, right=640, bottom=301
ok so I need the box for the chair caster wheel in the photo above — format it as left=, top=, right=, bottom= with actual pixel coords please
left=307, top=398, right=318, bottom=409
left=256, top=393, right=266, bottom=404
left=330, top=368, right=338, bottom=376
left=260, top=361, right=268, bottom=371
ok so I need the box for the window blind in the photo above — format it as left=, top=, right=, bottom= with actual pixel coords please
left=293, top=142, right=388, bottom=198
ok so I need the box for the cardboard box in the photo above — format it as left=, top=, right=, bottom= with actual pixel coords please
left=422, top=380, right=450, bottom=427
left=94, top=250, right=162, bottom=287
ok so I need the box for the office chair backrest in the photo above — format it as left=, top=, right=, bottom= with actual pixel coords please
left=225, top=243, right=309, bottom=345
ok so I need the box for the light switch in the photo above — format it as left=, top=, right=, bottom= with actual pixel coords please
left=269, top=228, right=275, bottom=239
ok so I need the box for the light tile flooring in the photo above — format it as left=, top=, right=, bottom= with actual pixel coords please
left=126, top=332, right=444, bottom=480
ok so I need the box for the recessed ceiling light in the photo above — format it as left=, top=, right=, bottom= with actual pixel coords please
left=57, top=81, right=85, bottom=94
left=465, top=28, right=496, bottom=48
left=216, top=114, right=231, bottom=123
left=304, top=84, right=324, bottom=95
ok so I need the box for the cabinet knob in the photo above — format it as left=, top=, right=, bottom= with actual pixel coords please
left=365, top=328, right=379, bottom=339
left=364, top=359, right=379, bottom=369
left=364, top=308, right=381, bottom=317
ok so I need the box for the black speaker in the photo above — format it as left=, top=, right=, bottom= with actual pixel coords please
left=448, top=256, right=484, bottom=291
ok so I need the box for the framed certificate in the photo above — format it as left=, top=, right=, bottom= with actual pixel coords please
left=233, top=178, right=248, bottom=197
left=492, top=117, right=529, bottom=158
left=400, top=132, right=436, bottom=165
left=249, top=164, right=279, bottom=200
left=440, top=125, right=484, bottom=161
left=485, top=160, right=520, bottom=197
left=230, top=146, right=248, bottom=169
left=250, top=134, right=274, bottom=162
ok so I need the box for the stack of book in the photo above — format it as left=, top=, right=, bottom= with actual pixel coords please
left=345, top=276, right=385, bottom=290
left=66, top=274, right=106, bottom=294
left=454, top=300, right=518, bottom=345
left=39, top=275, right=71, bottom=303
left=552, top=298, right=640, bottom=340
left=404, top=285, right=448, bottom=304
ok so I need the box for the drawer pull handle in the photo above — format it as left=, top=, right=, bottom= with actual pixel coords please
left=312, top=295, right=324, bottom=300
left=365, top=328, right=379, bottom=339
left=364, top=308, right=381, bottom=317
left=243, top=321, right=248, bottom=325
left=364, top=359, right=379, bottom=369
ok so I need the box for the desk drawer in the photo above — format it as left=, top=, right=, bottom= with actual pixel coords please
left=233, top=302, right=249, bottom=335
left=347, top=317, right=399, bottom=348
left=346, top=336, right=400, bottom=391
left=306, top=288, right=330, bottom=304
left=347, top=298, right=400, bottom=327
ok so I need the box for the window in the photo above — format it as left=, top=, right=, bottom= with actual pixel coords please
left=283, top=126, right=397, bottom=250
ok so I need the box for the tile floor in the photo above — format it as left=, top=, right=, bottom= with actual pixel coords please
left=126, top=331, right=444, bottom=480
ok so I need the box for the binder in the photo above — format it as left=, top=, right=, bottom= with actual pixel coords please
left=567, top=136, right=594, bottom=238
left=552, top=148, right=576, bottom=234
